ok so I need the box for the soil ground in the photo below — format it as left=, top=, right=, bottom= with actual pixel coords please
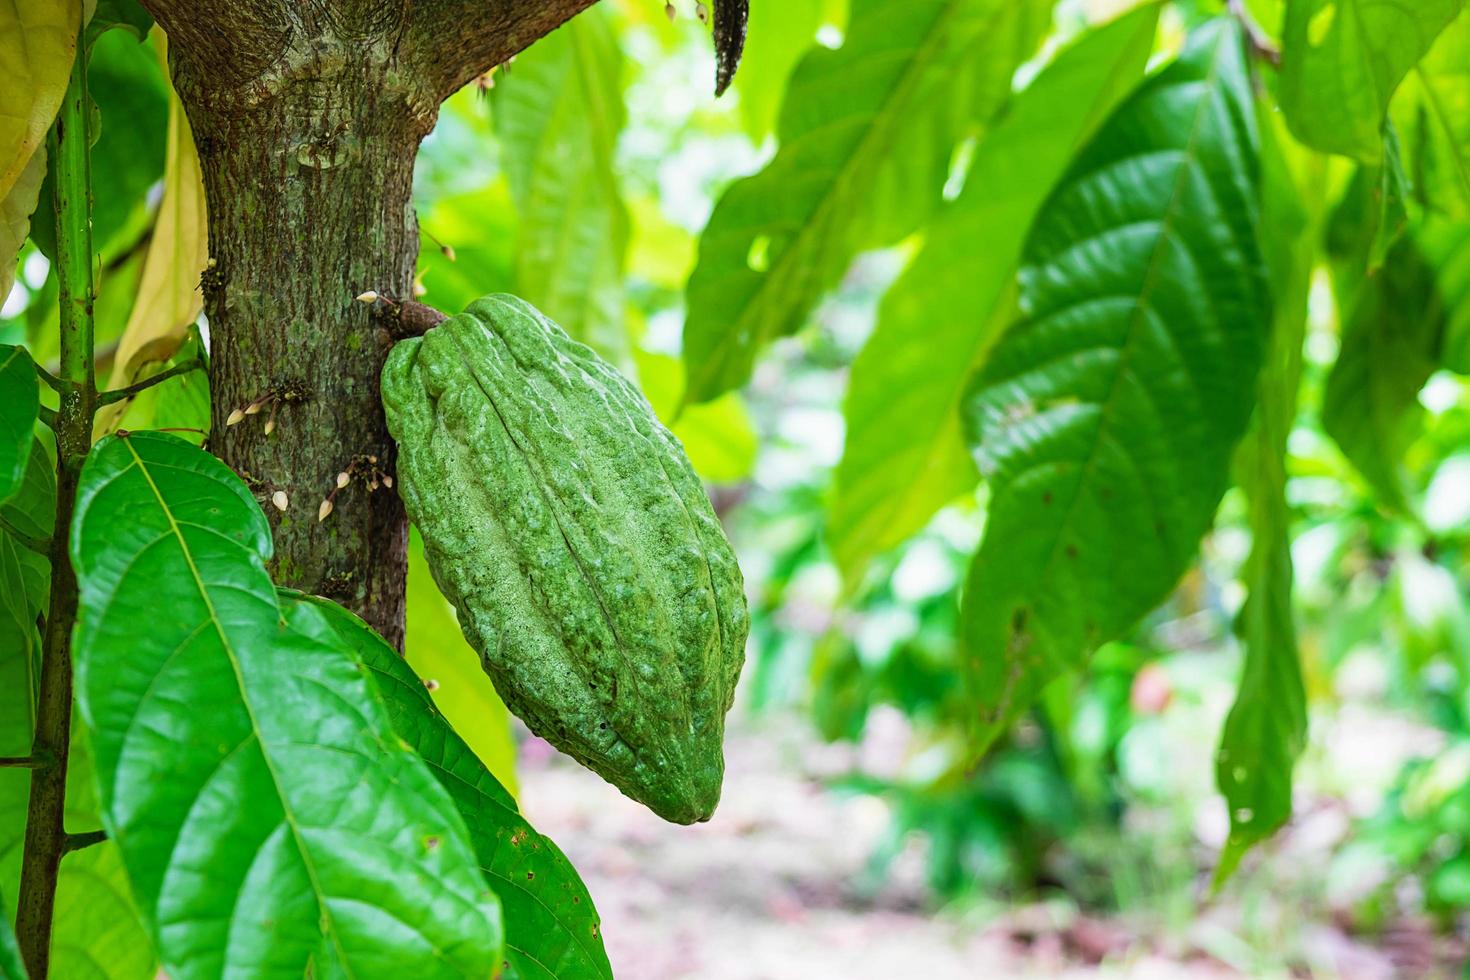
left=516, top=714, right=1450, bottom=980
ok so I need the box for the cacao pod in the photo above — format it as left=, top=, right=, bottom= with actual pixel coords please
left=381, top=294, right=748, bottom=824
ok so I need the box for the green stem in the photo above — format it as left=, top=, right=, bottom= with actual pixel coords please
left=15, top=33, right=97, bottom=980
left=97, top=357, right=204, bottom=405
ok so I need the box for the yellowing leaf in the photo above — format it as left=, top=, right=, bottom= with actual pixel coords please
left=103, top=30, right=206, bottom=396
left=1, top=146, right=45, bottom=302
left=0, top=0, right=81, bottom=201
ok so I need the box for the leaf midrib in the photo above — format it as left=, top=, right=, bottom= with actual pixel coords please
left=121, top=437, right=359, bottom=979
left=996, top=31, right=1233, bottom=684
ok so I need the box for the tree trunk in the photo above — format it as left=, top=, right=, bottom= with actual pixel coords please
left=143, top=0, right=602, bottom=647
left=170, top=43, right=439, bottom=648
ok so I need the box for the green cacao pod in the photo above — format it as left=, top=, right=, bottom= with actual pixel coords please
left=381, top=294, right=748, bottom=824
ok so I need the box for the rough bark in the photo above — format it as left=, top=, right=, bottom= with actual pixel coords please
left=139, top=0, right=601, bottom=646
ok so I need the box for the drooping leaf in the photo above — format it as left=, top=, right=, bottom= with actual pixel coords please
left=96, top=29, right=206, bottom=433
left=1281, top=0, right=1466, bottom=163
left=1394, top=9, right=1470, bottom=217
left=0, top=346, right=39, bottom=504
left=681, top=0, right=1053, bottom=404
left=494, top=5, right=630, bottom=365
left=959, top=21, right=1269, bottom=755
left=71, top=431, right=504, bottom=978
left=1214, top=114, right=1315, bottom=886
left=407, top=533, right=518, bottom=796
left=1, top=148, right=46, bottom=303
left=283, top=593, right=615, bottom=980
left=0, top=0, right=80, bottom=202
left=1322, top=237, right=1445, bottom=513
left=830, top=4, right=1161, bottom=581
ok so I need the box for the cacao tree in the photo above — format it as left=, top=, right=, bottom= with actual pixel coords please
left=2, top=0, right=1469, bottom=975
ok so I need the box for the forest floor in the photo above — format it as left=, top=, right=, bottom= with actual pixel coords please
left=517, top=713, right=1458, bottom=980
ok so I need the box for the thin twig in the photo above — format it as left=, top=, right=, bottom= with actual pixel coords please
left=98, top=358, right=205, bottom=405
left=37, top=405, right=58, bottom=429
left=33, top=362, right=66, bottom=394
left=0, top=514, right=50, bottom=556
left=62, top=830, right=107, bottom=854
left=0, top=756, right=48, bottom=769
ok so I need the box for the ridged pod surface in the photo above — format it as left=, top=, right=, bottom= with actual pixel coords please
left=382, top=294, right=748, bottom=823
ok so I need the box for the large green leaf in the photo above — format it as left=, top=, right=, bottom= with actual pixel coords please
left=829, top=5, right=1161, bottom=581
left=1395, top=9, right=1470, bottom=217
left=71, top=432, right=503, bottom=978
left=1322, top=236, right=1445, bottom=513
left=284, top=594, right=614, bottom=980
left=494, top=5, right=630, bottom=365
left=0, top=346, right=38, bottom=505
left=959, top=21, right=1269, bottom=754
left=1214, top=115, right=1315, bottom=886
left=1280, top=0, right=1466, bottom=163
left=681, top=0, right=1052, bottom=404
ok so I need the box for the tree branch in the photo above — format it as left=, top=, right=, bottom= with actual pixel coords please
left=409, top=0, right=605, bottom=100
left=62, top=830, right=107, bottom=855
left=98, top=359, right=205, bottom=406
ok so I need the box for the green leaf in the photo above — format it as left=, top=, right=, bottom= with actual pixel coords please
left=732, top=0, right=826, bottom=141
left=635, top=350, right=758, bottom=484
left=1423, top=217, right=1470, bottom=372
left=1322, top=236, right=1445, bottom=513
left=0, top=346, right=39, bottom=504
left=1214, top=113, right=1314, bottom=886
left=959, top=21, right=1270, bottom=755
left=407, top=532, right=518, bottom=796
left=0, top=899, right=23, bottom=979
left=283, top=594, right=614, bottom=980
left=0, top=529, right=42, bottom=918
left=1394, top=9, right=1470, bottom=217
left=494, top=5, right=630, bottom=365
left=71, top=431, right=503, bottom=978
left=50, top=843, right=155, bottom=980
left=681, top=0, right=1053, bottom=404
left=1281, top=0, right=1466, bottom=163
left=830, top=5, right=1161, bottom=581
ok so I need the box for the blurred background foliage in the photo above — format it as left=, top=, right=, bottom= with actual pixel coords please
left=5, top=0, right=1470, bottom=973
